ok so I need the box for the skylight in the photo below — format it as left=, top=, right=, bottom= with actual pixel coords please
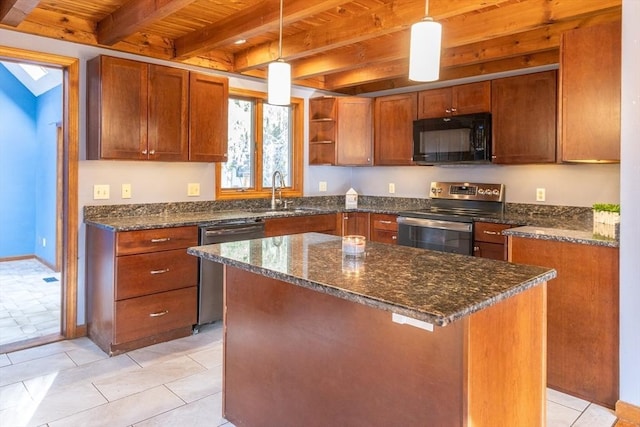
left=18, top=63, right=49, bottom=81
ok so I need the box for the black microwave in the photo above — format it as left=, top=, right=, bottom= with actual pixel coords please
left=412, top=112, right=492, bottom=165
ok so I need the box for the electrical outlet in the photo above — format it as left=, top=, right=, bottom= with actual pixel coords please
left=388, top=183, right=395, bottom=194
left=319, top=181, right=327, bottom=192
left=187, top=182, right=200, bottom=196
left=122, top=183, right=132, bottom=199
left=93, top=184, right=110, bottom=200
left=536, top=188, right=546, bottom=202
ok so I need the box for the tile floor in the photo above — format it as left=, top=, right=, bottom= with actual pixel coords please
left=0, top=320, right=618, bottom=427
left=0, top=259, right=61, bottom=347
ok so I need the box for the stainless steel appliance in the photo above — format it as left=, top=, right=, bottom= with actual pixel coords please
left=413, top=113, right=492, bottom=164
left=197, top=219, right=265, bottom=328
left=397, top=181, right=505, bottom=255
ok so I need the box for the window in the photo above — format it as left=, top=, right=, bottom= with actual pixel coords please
left=215, top=89, right=303, bottom=200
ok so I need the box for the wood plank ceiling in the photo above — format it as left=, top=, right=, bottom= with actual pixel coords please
left=0, top=0, right=622, bottom=95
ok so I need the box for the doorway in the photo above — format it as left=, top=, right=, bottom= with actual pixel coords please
left=0, top=61, right=62, bottom=347
left=0, top=46, right=79, bottom=353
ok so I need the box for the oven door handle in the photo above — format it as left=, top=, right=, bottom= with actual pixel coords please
left=397, top=217, right=472, bottom=233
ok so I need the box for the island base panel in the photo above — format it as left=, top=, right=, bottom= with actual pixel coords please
left=223, top=267, right=546, bottom=426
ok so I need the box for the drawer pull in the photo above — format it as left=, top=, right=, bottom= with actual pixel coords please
left=483, top=230, right=501, bottom=235
left=378, top=220, right=393, bottom=224
left=149, top=310, right=169, bottom=317
left=150, top=268, right=170, bottom=275
left=474, top=246, right=480, bottom=252
left=392, top=235, right=397, bottom=240
left=150, top=237, right=171, bottom=243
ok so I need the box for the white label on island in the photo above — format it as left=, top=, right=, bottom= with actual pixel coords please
left=391, top=313, right=434, bottom=332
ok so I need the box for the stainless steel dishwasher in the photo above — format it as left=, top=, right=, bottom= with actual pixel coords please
left=197, top=219, right=265, bottom=328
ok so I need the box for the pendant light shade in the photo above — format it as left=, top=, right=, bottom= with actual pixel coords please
left=268, top=59, right=291, bottom=105
left=409, top=0, right=442, bottom=82
left=409, top=17, right=442, bottom=82
left=267, top=0, right=290, bottom=105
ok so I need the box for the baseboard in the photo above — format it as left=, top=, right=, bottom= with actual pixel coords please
left=74, top=324, right=87, bottom=338
left=0, top=254, right=34, bottom=262
left=617, top=400, right=640, bottom=425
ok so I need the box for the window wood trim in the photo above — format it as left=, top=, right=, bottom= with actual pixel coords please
left=215, top=88, right=304, bottom=200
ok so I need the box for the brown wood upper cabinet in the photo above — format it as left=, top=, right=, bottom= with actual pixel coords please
left=308, top=97, right=372, bottom=166
left=374, top=93, right=417, bottom=165
left=417, top=81, right=491, bottom=119
left=189, top=72, right=229, bottom=162
left=491, top=71, right=557, bottom=164
left=87, top=55, right=228, bottom=162
left=559, top=21, right=621, bottom=163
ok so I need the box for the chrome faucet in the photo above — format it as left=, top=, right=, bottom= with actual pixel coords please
left=271, top=170, right=285, bottom=210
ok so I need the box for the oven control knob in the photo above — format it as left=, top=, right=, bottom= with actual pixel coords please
left=492, top=189, right=500, bottom=196
left=478, top=189, right=485, bottom=195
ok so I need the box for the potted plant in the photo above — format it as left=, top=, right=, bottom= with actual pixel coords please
left=592, top=203, right=620, bottom=239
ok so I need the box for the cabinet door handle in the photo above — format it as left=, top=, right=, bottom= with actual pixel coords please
left=445, top=108, right=451, bottom=113
left=483, top=230, right=501, bottom=235
left=142, top=149, right=148, bottom=155
left=392, top=235, right=397, bottom=240
left=149, top=150, right=155, bottom=155
left=149, top=310, right=169, bottom=317
left=473, top=246, right=480, bottom=252
left=450, top=107, right=457, bottom=112
left=150, top=268, right=170, bottom=275
left=151, top=237, right=171, bottom=243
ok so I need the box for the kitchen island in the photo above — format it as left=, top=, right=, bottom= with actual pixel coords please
left=189, top=232, right=556, bottom=426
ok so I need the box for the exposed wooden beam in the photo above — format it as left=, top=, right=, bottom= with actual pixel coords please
left=233, top=0, right=422, bottom=72
left=174, top=0, right=348, bottom=60
left=234, top=0, right=619, bottom=73
left=336, top=50, right=560, bottom=95
left=291, top=8, right=620, bottom=82
left=97, top=0, right=196, bottom=46
left=0, top=0, right=39, bottom=26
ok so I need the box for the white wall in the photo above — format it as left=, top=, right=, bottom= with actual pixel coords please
left=619, top=0, right=640, bottom=410
left=352, top=163, right=619, bottom=206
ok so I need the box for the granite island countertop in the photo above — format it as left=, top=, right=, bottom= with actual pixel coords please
left=187, top=232, right=556, bottom=327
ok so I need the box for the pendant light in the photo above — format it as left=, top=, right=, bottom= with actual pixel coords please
left=408, top=0, right=442, bottom=82
left=268, top=0, right=291, bottom=105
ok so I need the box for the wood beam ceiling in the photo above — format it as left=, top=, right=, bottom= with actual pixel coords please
left=0, top=0, right=622, bottom=95
left=173, top=0, right=347, bottom=60
left=97, top=0, right=197, bottom=46
left=0, top=0, right=39, bottom=26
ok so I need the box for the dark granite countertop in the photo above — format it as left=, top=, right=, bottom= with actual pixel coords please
left=502, top=226, right=619, bottom=248
left=187, top=232, right=556, bottom=327
left=83, top=197, right=618, bottom=247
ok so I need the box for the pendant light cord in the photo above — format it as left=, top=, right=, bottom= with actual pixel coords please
left=425, top=0, right=429, bottom=15
left=278, top=0, right=284, bottom=59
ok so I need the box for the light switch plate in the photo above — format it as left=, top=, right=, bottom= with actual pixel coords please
left=93, top=184, right=110, bottom=200
left=388, top=183, right=395, bottom=194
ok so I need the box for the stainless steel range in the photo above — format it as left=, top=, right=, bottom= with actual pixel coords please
left=397, top=181, right=505, bottom=255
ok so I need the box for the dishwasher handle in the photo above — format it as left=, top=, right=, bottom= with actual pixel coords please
left=203, top=225, right=264, bottom=238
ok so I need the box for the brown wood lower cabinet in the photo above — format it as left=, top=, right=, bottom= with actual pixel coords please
left=473, top=222, right=514, bottom=260
left=369, top=213, right=397, bottom=244
left=510, top=237, right=619, bottom=408
left=340, top=212, right=369, bottom=237
left=86, top=225, right=198, bottom=355
left=264, top=214, right=339, bottom=237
